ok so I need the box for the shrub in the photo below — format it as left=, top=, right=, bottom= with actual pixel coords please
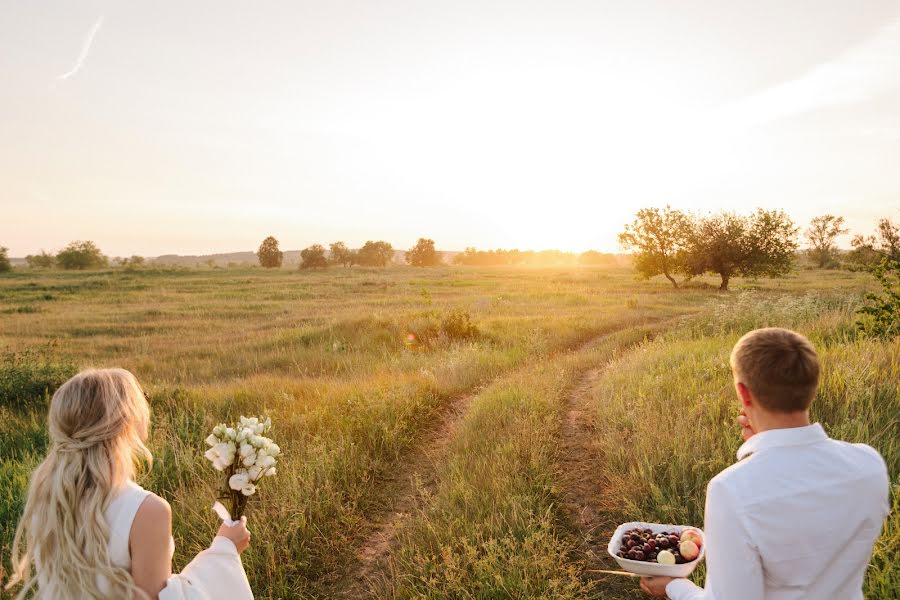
left=25, top=251, right=55, bottom=269
left=0, top=346, right=78, bottom=409
left=856, top=259, right=900, bottom=339
left=441, top=310, right=480, bottom=341
left=300, top=244, right=328, bottom=269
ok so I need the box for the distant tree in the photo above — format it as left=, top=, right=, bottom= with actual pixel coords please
left=805, top=215, right=848, bottom=268
left=257, top=236, right=284, bottom=268
left=578, top=250, right=618, bottom=267
left=686, top=209, right=798, bottom=291
left=849, top=218, right=900, bottom=268
left=0, top=247, right=11, bottom=272
left=356, top=240, right=394, bottom=267
left=115, top=255, right=146, bottom=269
left=406, top=238, right=442, bottom=267
left=618, top=206, right=692, bottom=288
left=300, top=244, right=328, bottom=269
left=329, top=242, right=354, bottom=267
left=56, top=241, right=108, bottom=270
left=25, top=251, right=56, bottom=269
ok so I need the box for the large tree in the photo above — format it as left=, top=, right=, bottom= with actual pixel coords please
left=300, top=244, right=328, bottom=269
left=406, top=238, right=442, bottom=267
left=56, top=241, right=108, bottom=270
left=329, top=242, right=354, bottom=267
left=356, top=240, right=394, bottom=267
left=618, top=206, right=692, bottom=288
left=0, top=247, right=11, bottom=273
left=257, top=236, right=283, bottom=268
left=805, top=215, right=847, bottom=268
left=687, top=209, right=798, bottom=291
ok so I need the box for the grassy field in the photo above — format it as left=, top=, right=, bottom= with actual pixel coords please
left=0, top=266, right=896, bottom=598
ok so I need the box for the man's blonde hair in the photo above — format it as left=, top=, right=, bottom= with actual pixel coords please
left=730, top=327, right=820, bottom=413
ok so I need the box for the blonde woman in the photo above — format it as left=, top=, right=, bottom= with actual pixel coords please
left=5, top=368, right=253, bottom=599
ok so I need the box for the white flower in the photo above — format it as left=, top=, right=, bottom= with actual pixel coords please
left=205, top=434, right=219, bottom=446
left=242, top=451, right=257, bottom=467
left=214, top=442, right=236, bottom=467
left=259, top=455, right=276, bottom=469
left=236, top=428, right=250, bottom=443
left=264, top=466, right=276, bottom=477
left=239, top=443, right=254, bottom=458
left=253, top=423, right=265, bottom=435
left=224, top=427, right=237, bottom=441
left=266, top=443, right=281, bottom=457
left=229, top=472, right=250, bottom=491
left=204, top=448, right=226, bottom=470
left=248, top=465, right=262, bottom=480
left=240, top=483, right=256, bottom=496
left=213, top=424, right=226, bottom=437
left=250, top=435, right=265, bottom=448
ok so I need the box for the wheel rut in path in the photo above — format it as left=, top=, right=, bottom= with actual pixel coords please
left=334, top=324, right=648, bottom=598
left=556, top=318, right=681, bottom=584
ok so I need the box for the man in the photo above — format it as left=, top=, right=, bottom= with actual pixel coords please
left=640, top=328, right=890, bottom=599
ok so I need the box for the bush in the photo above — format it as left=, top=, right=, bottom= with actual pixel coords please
left=300, top=244, right=328, bottom=269
left=441, top=310, right=480, bottom=341
left=0, top=346, right=78, bottom=409
left=856, top=259, right=900, bottom=339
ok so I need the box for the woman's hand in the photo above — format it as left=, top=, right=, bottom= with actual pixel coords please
left=217, top=516, right=251, bottom=554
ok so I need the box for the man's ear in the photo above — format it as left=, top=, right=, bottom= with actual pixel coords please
left=736, top=382, right=753, bottom=408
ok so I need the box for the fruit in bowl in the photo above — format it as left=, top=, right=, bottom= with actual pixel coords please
left=607, top=522, right=706, bottom=577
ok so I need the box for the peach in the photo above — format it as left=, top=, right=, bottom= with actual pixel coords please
left=680, top=529, right=703, bottom=548
left=679, top=540, right=700, bottom=561
left=656, top=550, right=676, bottom=565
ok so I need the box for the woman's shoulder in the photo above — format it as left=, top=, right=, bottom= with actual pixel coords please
left=134, top=492, right=172, bottom=525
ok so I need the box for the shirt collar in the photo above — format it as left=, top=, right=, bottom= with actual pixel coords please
left=736, top=423, right=829, bottom=461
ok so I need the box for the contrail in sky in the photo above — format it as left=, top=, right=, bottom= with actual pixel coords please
left=57, top=16, right=104, bottom=80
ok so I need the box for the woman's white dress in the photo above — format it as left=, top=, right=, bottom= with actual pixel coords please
left=106, top=480, right=253, bottom=600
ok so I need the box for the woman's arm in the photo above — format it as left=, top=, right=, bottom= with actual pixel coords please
left=130, top=494, right=174, bottom=599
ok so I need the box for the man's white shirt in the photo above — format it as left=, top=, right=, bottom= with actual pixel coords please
left=666, top=424, right=889, bottom=600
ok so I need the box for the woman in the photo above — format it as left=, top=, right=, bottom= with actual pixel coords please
left=5, top=368, right=252, bottom=599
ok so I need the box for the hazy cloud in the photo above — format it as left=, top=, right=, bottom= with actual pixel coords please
left=56, top=16, right=104, bottom=80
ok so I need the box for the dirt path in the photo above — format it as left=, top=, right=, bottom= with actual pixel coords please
left=336, top=387, right=479, bottom=597
left=333, top=327, right=640, bottom=598
left=557, top=363, right=618, bottom=571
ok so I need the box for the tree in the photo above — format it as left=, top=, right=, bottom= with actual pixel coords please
left=578, top=250, right=618, bottom=267
left=0, top=247, right=11, bottom=272
left=300, top=244, right=328, bottom=269
left=406, top=238, right=442, bottom=267
left=686, top=209, right=798, bottom=291
left=356, top=241, right=394, bottom=267
left=329, top=242, right=354, bottom=267
left=56, top=241, right=108, bottom=270
left=849, top=218, right=900, bottom=268
left=257, top=236, right=284, bottom=268
left=115, top=255, right=146, bottom=269
left=25, top=251, right=55, bottom=269
left=805, top=215, right=847, bottom=268
left=618, top=206, right=692, bottom=288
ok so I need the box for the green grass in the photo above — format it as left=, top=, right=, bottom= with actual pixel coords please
left=0, top=266, right=895, bottom=598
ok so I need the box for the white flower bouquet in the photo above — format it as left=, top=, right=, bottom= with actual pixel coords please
left=204, top=415, right=280, bottom=520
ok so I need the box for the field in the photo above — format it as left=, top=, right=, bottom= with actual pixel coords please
left=0, top=266, right=896, bottom=599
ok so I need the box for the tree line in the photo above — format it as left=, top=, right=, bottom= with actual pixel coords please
left=618, top=207, right=898, bottom=290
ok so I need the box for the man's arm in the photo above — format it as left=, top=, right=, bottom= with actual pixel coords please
left=665, top=478, right=765, bottom=600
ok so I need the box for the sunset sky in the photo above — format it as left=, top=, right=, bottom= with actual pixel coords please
left=2, top=1, right=900, bottom=257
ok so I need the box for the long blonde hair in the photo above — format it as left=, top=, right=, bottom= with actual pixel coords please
left=6, top=368, right=153, bottom=599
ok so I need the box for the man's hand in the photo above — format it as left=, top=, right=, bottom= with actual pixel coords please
left=640, top=576, right=674, bottom=597
left=737, top=408, right=755, bottom=442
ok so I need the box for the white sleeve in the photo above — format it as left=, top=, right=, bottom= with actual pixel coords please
left=159, top=537, right=253, bottom=600
left=665, top=478, right=764, bottom=600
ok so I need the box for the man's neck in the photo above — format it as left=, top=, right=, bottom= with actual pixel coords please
left=751, top=410, right=811, bottom=435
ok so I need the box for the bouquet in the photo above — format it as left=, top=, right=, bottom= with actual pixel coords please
left=204, top=416, right=280, bottom=520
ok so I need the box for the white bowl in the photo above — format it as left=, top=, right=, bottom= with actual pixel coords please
left=607, top=521, right=706, bottom=577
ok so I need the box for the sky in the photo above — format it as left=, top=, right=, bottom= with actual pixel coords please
left=2, top=0, right=900, bottom=257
